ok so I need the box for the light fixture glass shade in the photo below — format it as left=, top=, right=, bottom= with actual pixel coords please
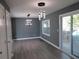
left=40, top=12, right=43, bottom=18
left=39, top=14, right=41, bottom=20
left=43, top=11, right=46, bottom=19
left=38, top=11, right=46, bottom=20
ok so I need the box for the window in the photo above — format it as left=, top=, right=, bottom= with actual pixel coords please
left=42, top=19, right=50, bottom=36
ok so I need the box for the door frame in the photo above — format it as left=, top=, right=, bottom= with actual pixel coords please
left=5, top=10, right=13, bottom=59
left=59, top=9, right=79, bottom=56
left=0, top=3, right=8, bottom=59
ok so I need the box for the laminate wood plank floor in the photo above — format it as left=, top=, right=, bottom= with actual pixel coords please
left=12, top=39, right=75, bottom=59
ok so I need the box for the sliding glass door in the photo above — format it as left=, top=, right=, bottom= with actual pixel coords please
left=61, top=16, right=72, bottom=54
left=72, top=14, right=79, bottom=57
left=59, top=10, right=79, bottom=57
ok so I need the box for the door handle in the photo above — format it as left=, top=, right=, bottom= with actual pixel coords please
left=5, top=40, right=11, bottom=43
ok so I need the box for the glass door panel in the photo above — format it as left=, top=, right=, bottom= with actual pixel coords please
left=62, top=16, right=71, bottom=54
left=72, top=14, right=79, bottom=57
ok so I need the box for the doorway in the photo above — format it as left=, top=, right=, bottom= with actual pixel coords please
left=59, top=10, right=79, bottom=57
left=0, top=3, right=13, bottom=59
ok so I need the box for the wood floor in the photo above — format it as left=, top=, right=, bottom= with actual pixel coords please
left=12, top=39, right=74, bottom=59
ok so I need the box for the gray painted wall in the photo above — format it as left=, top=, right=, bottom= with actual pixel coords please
left=40, top=2, right=79, bottom=46
left=12, top=18, right=40, bottom=39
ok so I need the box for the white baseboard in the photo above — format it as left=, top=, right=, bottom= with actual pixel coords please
left=40, top=37, right=78, bottom=59
left=14, top=37, right=40, bottom=40
left=40, top=37, right=60, bottom=49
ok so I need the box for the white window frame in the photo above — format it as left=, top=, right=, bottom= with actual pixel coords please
left=42, top=19, right=50, bottom=36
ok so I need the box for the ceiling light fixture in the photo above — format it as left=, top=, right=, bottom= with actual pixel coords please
left=38, top=2, right=45, bottom=6
left=38, top=2, right=46, bottom=20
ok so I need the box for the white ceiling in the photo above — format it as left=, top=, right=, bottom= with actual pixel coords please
left=5, top=0, right=79, bottom=18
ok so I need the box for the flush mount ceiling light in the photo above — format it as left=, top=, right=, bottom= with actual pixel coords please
left=38, top=2, right=45, bottom=6
left=38, top=2, right=46, bottom=20
left=34, top=1, right=51, bottom=8
left=27, top=14, right=30, bottom=17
